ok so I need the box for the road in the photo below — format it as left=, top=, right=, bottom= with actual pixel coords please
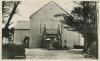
left=25, top=48, right=96, bottom=60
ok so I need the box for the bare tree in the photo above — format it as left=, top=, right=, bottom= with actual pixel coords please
left=2, top=1, right=20, bottom=39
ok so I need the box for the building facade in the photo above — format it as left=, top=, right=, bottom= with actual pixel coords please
left=30, top=1, right=84, bottom=48
left=14, top=21, right=30, bottom=45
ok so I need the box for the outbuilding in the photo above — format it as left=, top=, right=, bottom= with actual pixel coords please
left=14, top=21, right=30, bottom=46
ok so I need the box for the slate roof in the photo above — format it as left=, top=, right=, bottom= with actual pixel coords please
left=15, top=21, right=30, bottom=29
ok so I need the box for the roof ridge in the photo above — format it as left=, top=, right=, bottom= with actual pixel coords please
left=18, top=21, right=30, bottom=22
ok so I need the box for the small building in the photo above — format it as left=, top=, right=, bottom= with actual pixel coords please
left=14, top=21, right=30, bottom=46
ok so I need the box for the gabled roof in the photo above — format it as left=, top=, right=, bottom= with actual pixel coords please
left=15, top=21, right=30, bottom=30
left=30, top=1, right=70, bottom=18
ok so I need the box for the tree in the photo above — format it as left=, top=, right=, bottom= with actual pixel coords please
left=54, top=1, right=98, bottom=58
left=2, top=1, right=20, bottom=39
left=71, top=2, right=97, bottom=57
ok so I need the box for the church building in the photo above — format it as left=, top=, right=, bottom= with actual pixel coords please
left=29, top=1, right=84, bottom=48
left=14, top=1, right=84, bottom=48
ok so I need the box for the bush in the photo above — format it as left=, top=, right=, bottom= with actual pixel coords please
left=2, top=43, right=25, bottom=59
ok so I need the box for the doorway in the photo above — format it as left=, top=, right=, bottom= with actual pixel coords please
left=23, top=37, right=29, bottom=48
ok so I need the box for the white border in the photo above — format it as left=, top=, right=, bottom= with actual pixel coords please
left=0, top=0, right=99, bottom=61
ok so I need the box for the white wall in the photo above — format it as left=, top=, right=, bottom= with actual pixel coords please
left=62, top=28, right=84, bottom=48
left=14, top=30, right=30, bottom=45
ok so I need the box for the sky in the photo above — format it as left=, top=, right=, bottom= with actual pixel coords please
left=7, top=0, right=77, bottom=28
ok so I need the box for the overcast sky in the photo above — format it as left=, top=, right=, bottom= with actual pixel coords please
left=8, top=0, right=77, bottom=28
